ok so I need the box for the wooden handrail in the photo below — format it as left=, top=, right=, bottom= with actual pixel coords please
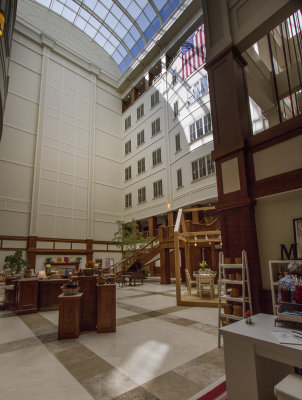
left=110, top=236, right=159, bottom=274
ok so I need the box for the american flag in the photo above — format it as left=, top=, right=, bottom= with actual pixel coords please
left=182, top=25, right=206, bottom=80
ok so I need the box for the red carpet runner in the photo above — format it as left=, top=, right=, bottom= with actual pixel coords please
left=197, top=381, right=227, bottom=400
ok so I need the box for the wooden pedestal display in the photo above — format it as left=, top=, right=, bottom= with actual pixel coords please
left=78, top=276, right=97, bottom=331
left=15, top=279, right=38, bottom=315
left=58, top=293, right=83, bottom=339
left=97, top=284, right=116, bottom=333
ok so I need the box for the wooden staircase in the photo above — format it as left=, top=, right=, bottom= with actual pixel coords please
left=110, top=236, right=159, bottom=274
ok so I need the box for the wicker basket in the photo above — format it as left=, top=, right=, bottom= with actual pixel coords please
left=223, top=304, right=233, bottom=314
left=230, top=288, right=240, bottom=297
left=61, top=286, right=80, bottom=296
left=233, top=305, right=243, bottom=317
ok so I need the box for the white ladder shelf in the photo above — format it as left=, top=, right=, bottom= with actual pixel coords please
left=218, top=250, right=253, bottom=348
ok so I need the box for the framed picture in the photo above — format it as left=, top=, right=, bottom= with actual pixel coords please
left=293, top=218, right=302, bottom=259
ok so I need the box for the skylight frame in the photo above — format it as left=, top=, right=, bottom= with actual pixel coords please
left=32, top=0, right=184, bottom=73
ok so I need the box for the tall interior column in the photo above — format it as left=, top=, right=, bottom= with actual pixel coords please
left=203, top=0, right=262, bottom=312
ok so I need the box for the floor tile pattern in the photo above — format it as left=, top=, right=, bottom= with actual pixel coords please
left=0, top=281, right=224, bottom=400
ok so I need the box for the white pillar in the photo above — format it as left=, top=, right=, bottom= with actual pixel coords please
left=87, top=65, right=98, bottom=240
left=29, top=37, right=55, bottom=235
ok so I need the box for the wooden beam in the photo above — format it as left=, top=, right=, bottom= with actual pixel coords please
left=174, top=208, right=182, bottom=233
left=174, top=232, right=182, bottom=305
left=179, top=230, right=221, bottom=237
left=184, top=206, right=216, bottom=212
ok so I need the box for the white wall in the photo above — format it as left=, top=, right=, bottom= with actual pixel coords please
left=0, top=14, right=218, bottom=245
left=255, top=189, right=302, bottom=289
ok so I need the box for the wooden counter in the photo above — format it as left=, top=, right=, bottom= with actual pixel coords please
left=15, top=279, right=38, bottom=315
left=38, top=279, right=68, bottom=310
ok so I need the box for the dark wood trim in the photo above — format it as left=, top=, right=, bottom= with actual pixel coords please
left=246, top=115, right=302, bottom=152
left=212, top=138, right=245, bottom=161
left=251, top=168, right=302, bottom=198
left=36, top=237, right=87, bottom=243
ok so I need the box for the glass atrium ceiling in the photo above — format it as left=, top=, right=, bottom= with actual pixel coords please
left=33, top=0, right=184, bottom=73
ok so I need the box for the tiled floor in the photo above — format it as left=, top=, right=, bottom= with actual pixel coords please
left=0, top=282, right=225, bottom=400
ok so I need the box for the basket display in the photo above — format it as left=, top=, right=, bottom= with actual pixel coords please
left=61, top=286, right=80, bottom=296
left=233, top=305, right=243, bottom=317
left=223, top=304, right=233, bottom=315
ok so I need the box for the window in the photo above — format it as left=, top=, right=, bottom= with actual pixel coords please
left=177, top=169, right=182, bottom=188
left=137, top=157, right=145, bottom=174
left=153, top=179, right=163, bottom=198
left=192, top=154, right=215, bottom=181
left=204, top=113, right=212, bottom=134
left=152, top=148, right=161, bottom=166
left=125, top=166, right=131, bottom=181
left=125, top=140, right=131, bottom=155
left=174, top=101, right=178, bottom=117
left=190, top=114, right=212, bottom=142
left=193, top=82, right=200, bottom=100
left=137, top=130, right=144, bottom=146
left=190, top=123, right=196, bottom=142
left=137, top=104, right=144, bottom=120
left=125, top=115, right=131, bottom=130
left=201, top=76, right=209, bottom=95
left=175, top=133, right=181, bottom=152
left=151, top=90, right=159, bottom=107
left=151, top=118, right=160, bottom=136
left=172, top=70, right=177, bottom=86
left=196, top=118, right=203, bottom=138
left=125, top=193, right=132, bottom=208
left=188, top=88, right=194, bottom=105
left=138, top=187, right=146, bottom=203
left=188, top=76, right=209, bottom=104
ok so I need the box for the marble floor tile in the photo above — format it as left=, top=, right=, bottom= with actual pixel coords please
left=116, top=307, right=137, bottom=319
left=0, top=336, right=40, bottom=355
left=0, top=344, right=92, bottom=400
left=120, top=294, right=177, bottom=311
left=82, top=368, right=137, bottom=400
left=67, top=354, right=114, bottom=381
left=143, top=371, right=201, bottom=400
left=113, top=385, right=160, bottom=399
left=54, top=344, right=96, bottom=366
left=173, top=349, right=225, bottom=388
left=78, top=317, right=217, bottom=385
left=0, top=316, right=35, bottom=344
left=171, top=306, right=219, bottom=325
left=40, top=310, right=59, bottom=326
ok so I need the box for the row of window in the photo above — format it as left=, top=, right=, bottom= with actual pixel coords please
left=125, top=118, right=160, bottom=155
left=124, top=154, right=215, bottom=208
left=125, top=114, right=212, bottom=157
left=124, top=148, right=162, bottom=181
left=125, top=179, right=163, bottom=208
left=125, top=90, right=160, bottom=130
left=188, top=76, right=209, bottom=105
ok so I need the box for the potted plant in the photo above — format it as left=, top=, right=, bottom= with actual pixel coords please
left=3, top=251, right=28, bottom=275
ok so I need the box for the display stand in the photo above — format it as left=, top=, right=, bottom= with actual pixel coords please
left=78, top=276, right=97, bottom=331
left=218, top=250, right=253, bottom=347
left=97, top=284, right=116, bottom=333
left=58, top=293, right=83, bottom=339
left=269, top=259, right=302, bottom=325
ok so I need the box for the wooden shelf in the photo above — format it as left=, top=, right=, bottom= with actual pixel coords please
left=220, top=294, right=250, bottom=303
left=220, top=264, right=246, bottom=269
left=220, top=313, right=242, bottom=321
left=220, top=279, right=244, bottom=284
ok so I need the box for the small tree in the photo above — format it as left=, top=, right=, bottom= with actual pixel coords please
left=3, top=250, right=28, bottom=274
left=112, top=220, right=150, bottom=259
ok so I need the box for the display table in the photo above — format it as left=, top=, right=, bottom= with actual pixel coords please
left=97, top=284, right=116, bottom=333
left=220, top=313, right=302, bottom=400
left=58, top=293, right=83, bottom=339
